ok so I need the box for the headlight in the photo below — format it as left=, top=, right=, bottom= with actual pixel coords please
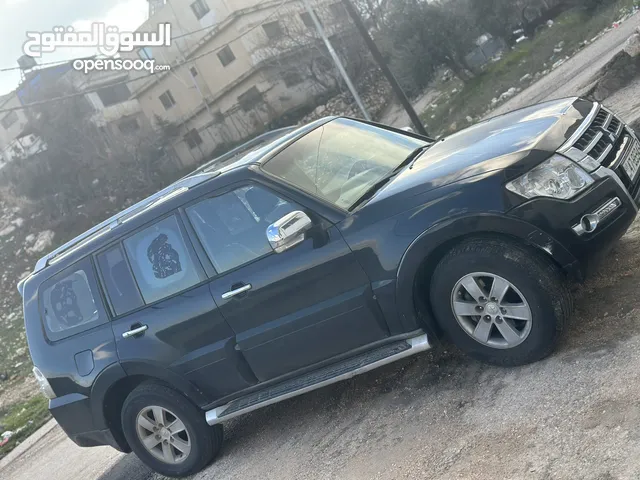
left=33, top=366, right=56, bottom=399
left=506, top=154, right=594, bottom=200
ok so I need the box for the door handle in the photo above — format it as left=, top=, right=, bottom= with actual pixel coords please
left=122, top=325, right=148, bottom=339
left=221, top=284, right=252, bottom=300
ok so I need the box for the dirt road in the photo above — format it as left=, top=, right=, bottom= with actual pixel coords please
left=6, top=21, right=640, bottom=480
left=491, top=13, right=640, bottom=121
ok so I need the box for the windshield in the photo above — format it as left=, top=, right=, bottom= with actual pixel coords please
left=262, top=119, right=428, bottom=209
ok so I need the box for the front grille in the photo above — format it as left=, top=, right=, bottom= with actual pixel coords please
left=570, top=106, right=624, bottom=165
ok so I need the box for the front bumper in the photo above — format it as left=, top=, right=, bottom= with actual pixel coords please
left=509, top=163, right=639, bottom=280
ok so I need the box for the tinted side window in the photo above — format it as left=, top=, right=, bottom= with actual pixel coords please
left=97, top=245, right=144, bottom=316
left=186, top=185, right=297, bottom=273
left=124, top=215, right=202, bottom=304
left=40, top=258, right=107, bottom=341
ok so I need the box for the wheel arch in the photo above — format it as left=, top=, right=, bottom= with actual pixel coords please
left=92, top=362, right=211, bottom=453
left=396, top=214, right=578, bottom=334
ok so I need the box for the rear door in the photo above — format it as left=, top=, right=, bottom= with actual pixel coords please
left=183, top=181, right=389, bottom=383
left=102, top=213, right=256, bottom=401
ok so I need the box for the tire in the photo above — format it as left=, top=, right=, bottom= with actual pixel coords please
left=121, top=383, right=223, bottom=478
left=429, top=237, right=572, bottom=366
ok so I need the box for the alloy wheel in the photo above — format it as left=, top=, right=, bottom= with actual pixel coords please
left=450, top=272, right=533, bottom=349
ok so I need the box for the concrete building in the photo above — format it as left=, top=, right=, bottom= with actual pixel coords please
left=0, top=92, right=46, bottom=164
left=124, top=0, right=351, bottom=167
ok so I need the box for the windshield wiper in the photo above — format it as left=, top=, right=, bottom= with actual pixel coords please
left=349, top=144, right=431, bottom=211
left=405, top=144, right=431, bottom=170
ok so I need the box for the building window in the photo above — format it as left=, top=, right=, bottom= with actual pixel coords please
left=329, top=2, right=347, bottom=18
left=190, top=66, right=198, bottom=77
left=283, top=71, right=304, bottom=87
left=1, top=111, right=18, bottom=130
left=118, top=117, right=141, bottom=134
left=217, top=45, right=236, bottom=67
left=159, top=90, right=176, bottom=110
left=237, top=86, right=264, bottom=111
left=190, top=0, right=210, bottom=20
left=262, top=21, right=284, bottom=40
left=96, top=83, right=131, bottom=107
left=300, top=11, right=320, bottom=28
left=184, top=128, right=203, bottom=149
left=138, top=47, right=153, bottom=60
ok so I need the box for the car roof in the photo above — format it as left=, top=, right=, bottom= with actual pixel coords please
left=19, top=117, right=337, bottom=292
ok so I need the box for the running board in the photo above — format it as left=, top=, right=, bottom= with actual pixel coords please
left=205, top=333, right=430, bottom=425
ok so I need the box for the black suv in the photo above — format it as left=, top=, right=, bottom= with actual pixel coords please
left=20, top=98, right=640, bottom=477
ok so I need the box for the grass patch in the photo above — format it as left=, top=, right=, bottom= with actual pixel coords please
left=0, top=395, right=50, bottom=460
left=422, top=0, right=640, bottom=136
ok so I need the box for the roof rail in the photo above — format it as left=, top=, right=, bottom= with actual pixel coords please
left=33, top=172, right=218, bottom=274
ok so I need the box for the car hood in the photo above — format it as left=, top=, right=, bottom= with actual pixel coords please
left=369, top=97, right=594, bottom=205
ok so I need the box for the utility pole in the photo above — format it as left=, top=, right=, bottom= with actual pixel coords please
left=341, top=0, right=429, bottom=136
left=302, top=0, right=370, bottom=121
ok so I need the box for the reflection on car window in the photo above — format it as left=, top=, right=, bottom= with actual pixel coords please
left=187, top=185, right=296, bottom=273
left=124, top=215, right=201, bottom=304
left=43, top=269, right=99, bottom=333
left=97, top=245, right=144, bottom=316
left=263, top=118, right=427, bottom=209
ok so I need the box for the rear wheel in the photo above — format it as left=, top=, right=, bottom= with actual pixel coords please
left=429, top=237, right=572, bottom=366
left=121, top=383, right=223, bottom=478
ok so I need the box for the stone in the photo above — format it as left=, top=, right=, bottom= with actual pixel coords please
left=498, top=87, right=518, bottom=101
left=25, top=230, right=55, bottom=254
left=624, top=33, right=640, bottom=57
left=520, top=74, right=532, bottom=82
left=0, top=225, right=16, bottom=237
left=25, top=234, right=35, bottom=244
left=547, top=19, right=554, bottom=27
left=466, top=116, right=473, bottom=123
left=554, top=47, right=563, bottom=53
left=11, top=218, right=24, bottom=228
left=552, top=59, right=565, bottom=69
left=92, top=179, right=99, bottom=186
left=15, top=347, right=26, bottom=357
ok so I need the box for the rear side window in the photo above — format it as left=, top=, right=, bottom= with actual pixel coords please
left=40, top=258, right=107, bottom=341
left=124, top=215, right=202, bottom=304
left=97, top=245, right=144, bottom=316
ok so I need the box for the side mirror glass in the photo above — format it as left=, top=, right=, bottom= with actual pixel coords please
left=266, top=211, right=312, bottom=253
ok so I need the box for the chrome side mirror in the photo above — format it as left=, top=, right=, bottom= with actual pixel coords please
left=266, top=211, right=312, bottom=253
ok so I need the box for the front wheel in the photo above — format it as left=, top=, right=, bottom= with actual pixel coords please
left=121, top=383, right=223, bottom=478
left=429, top=238, right=572, bottom=366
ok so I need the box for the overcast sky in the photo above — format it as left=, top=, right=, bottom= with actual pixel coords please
left=0, top=0, right=149, bottom=96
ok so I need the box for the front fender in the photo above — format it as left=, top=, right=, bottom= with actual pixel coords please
left=395, top=213, right=578, bottom=331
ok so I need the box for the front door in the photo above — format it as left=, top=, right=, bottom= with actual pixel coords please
left=183, top=182, right=389, bottom=382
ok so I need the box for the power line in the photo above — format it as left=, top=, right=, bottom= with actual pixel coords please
left=0, top=0, right=291, bottom=114
left=0, top=0, right=289, bottom=74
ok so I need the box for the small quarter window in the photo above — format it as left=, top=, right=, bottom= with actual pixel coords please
left=97, top=245, right=144, bottom=316
left=124, top=215, right=201, bottom=304
left=41, top=259, right=106, bottom=340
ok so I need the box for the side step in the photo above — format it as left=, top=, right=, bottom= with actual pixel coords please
left=205, top=333, right=430, bottom=425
